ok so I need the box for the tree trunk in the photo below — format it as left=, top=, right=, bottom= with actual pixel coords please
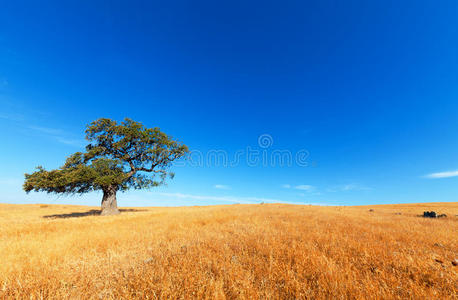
left=101, top=186, right=120, bottom=216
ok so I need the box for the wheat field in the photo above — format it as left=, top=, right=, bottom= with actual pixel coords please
left=0, top=202, right=456, bottom=299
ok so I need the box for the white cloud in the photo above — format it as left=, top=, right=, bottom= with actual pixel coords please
left=328, top=184, right=371, bottom=192
left=342, top=184, right=359, bottom=191
left=214, top=184, right=230, bottom=190
left=424, top=170, right=458, bottom=179
left=295, top=185, right=315, bottom=191
left=298, top=191, right=321, bottom=197
left=28, top=125, right=84, bottom=148
left=0, top=113, right=24, bottom=121
left=283, top=184, right=316, bottom=192
left=29, top=126, right=64, bottom=135
left=55, top=137, right=86, bottom=147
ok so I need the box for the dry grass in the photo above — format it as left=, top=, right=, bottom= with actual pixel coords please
left=0, top=202, right=457, bottom=299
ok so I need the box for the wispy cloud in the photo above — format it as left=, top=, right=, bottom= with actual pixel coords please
left=0, top=113, right=24, bottom=122
left=283, top=184, right=317, bottom=193
left=28, top=126, right=64, bottom=135
left=282, top=184, right=315, bottom=191
left=1, top=114, right=85, bottom=147
left=328, top=184, right=371, bottom=192
left=55, top=137, right=86, bottom=147
left=159, top=192, right=326, bottom=205
left=295, top=185, right=315, bottom=191
left=424, top=170, right=458, bottom=179
left=298, top=191, right=322, bottom=197
left=214, top=184, right=230, bottom=190
left=28, top=125, right=85, bottom=148
left=341, top=184, right=365, bottom=191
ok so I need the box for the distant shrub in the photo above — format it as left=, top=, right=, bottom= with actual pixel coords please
left=422, top=211, right=447, bottom=218
left=423, top=211, right=436, bottom=218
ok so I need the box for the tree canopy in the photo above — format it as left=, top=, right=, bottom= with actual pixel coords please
left=24, top=118, right=189, bottom=214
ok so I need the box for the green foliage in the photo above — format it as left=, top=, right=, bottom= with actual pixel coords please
left=24, top=118, right=189, bottom=194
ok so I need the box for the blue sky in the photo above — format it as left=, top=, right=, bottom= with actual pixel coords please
left=1, top=1, right=458, bottom=206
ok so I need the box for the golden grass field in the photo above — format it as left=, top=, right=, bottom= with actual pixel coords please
left=0, top=202, right=457, bottom=299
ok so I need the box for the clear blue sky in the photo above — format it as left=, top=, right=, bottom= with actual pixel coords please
left=1, top=1, right=458, bottom=206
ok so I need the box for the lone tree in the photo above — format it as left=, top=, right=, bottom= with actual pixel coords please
left=24, top=118, right=189, bottom=215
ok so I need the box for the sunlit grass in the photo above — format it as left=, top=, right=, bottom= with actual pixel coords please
left=0, top=202, right=457, bottom=299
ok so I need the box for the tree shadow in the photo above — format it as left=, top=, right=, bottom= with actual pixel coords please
left=43, top=208, right=147, bottom=219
